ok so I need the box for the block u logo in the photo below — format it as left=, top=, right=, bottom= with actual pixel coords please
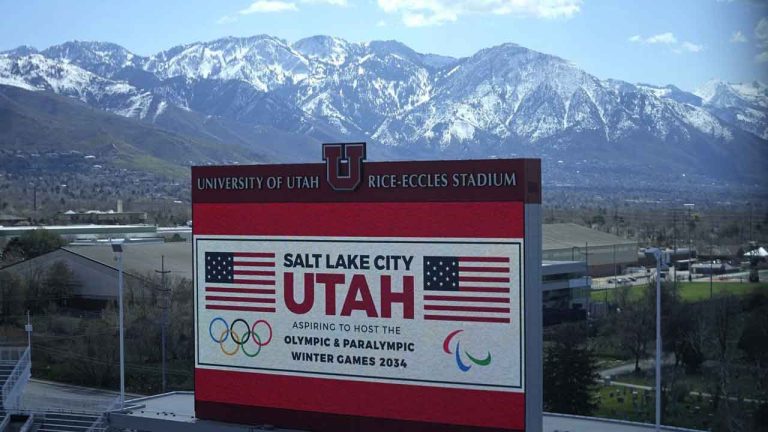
left=322, top=142, right=366, bottom=191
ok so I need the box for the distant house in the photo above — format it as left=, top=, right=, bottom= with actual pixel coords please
left=54, top=200, right=148, bottom=226
left=0, top=214, right=29, bottom=226
left=55, top=210, right=148, bottom=226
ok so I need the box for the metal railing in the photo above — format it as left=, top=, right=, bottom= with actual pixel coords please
left=1, top=346, right=30, bottom=411
left=30, top=410, right=107, bottom=432
left=18, top=413, right=34, bottom=432
left=0, top=413, right=10, bottom=432
left=85, top=395, right=121, bottom=432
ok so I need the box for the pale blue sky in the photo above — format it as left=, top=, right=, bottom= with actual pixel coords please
left=1, top=0, right=766, bottom=91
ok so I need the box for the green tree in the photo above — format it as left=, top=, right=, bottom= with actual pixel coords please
left=613, top=286, right=653, bottom=374
left=3, top=228, right=66, bottom=261
left=43, top=261, right=80, bottom=307
left=543, top=323, right=600, bottom=415
left=738, top=294, right=768, bottom=418
left=0, top=271, right=23, bottom=324
left=707, top=295, right=745, bottom=432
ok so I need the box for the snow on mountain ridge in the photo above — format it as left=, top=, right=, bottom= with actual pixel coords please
left=41, top=41, right=142, bottom=78
left=2, top=36, right=765, bottom=179
left=696, top=80, right=768, bottom=139
left=143, top=35, right=309, bottom=91
left=0, top=54, right=158, bottom=120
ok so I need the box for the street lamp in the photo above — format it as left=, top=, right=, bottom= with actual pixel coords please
left=684, top=204, right=694, bottom=281
left=111, top=241, right=125, bottom=408
left=645, top=247, right=668, bottom=432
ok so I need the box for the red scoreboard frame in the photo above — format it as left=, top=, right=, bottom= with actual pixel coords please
left=192, top=143, right=542, bottom=432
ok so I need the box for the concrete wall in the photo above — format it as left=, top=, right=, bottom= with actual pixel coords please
left=544, top=243, right=637, bottom=276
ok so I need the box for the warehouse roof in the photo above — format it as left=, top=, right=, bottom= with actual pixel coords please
left=64, top=242, right=192, bottom=280
left=543, top=223, right=636, bottom=250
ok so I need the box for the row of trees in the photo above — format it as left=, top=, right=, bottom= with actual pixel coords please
left=546, top=206, right=767, bottom=250
left=544, top=283, right=768, bottom=431
left=0, top=260, right=195, bottom=395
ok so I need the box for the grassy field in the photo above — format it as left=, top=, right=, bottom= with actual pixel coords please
left=611, top=365, right=766, bottom=401
left=594, top=384, right=715, bottom=430
left=595, top=384, right=654, bottom=424
left=591, top=282, right=767, bottom=303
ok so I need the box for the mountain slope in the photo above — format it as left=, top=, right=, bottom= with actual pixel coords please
left=0, top=54, right=158, bottom=119
left=0, top=84, right=267, bottom=174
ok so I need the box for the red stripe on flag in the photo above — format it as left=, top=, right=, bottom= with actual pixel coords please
left=234, top=270, right=275, bottom=276
left=458, top=276, right=510, bottom=283
left=206, top=305, right=276, bottom=312
left=424, top=315, right=511, bottom=323
left=235, top=252, right=276, bottom=258
left=459, top=286, right=510, bottom=293
left=206, top=287, right=276, bottom=295
left=458, top=256, right=509, bottom=263
left=423, top=295, right=509, bottom=303
left=423, top=305, right=510, bottom=313
left=232, top=279, right=276, bottom=286
left=457, top=266, right=509, bottom=273
left=234, top=262, right=275, bottom=267
left=206, top=296, right=276, bottom=304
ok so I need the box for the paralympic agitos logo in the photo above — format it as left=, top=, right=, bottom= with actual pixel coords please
left=443, top=330, right=492, bottom=372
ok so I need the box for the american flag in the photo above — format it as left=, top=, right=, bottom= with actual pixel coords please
left=422, top=255, right=511, bottom=324
left=204, top=252, right=276, bottom=313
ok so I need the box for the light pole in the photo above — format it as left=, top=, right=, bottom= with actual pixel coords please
left=709, top=227, right=716, bottom=299
left=645, top=247, right=666, bottom=432
left=25, top=310, right=32, bottom=376
left=112, top=241, right=126, bottom=408
left=684, top=204, right=694, bottom=281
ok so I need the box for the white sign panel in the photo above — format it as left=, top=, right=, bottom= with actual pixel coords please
left=195, top=236, right=524, bottom=392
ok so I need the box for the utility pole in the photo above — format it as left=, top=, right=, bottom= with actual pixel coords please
left=111, top=242, right=125, bottom=408
left=673, top=211, right=678, bottom=290
left=684, top=204, right=694, bottom=282
left=710, top=240, right=714, bottom=299
left=610, top=244, right=616, bottom=305
left=155, top=255, right=171, bottom=393
left=673, top=211, right=677, bottom=253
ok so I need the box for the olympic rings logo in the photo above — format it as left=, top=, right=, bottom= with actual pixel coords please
left=208, top=317, right=273, bottom=357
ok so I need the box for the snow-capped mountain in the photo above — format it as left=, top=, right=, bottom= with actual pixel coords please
left=143, top=35, right=308, bottom=92
left=41, top=41, right=142, bottom=78
left=696, top=80, right=768, bottom=140
left=0, top=54, right=157, bottom=119
left=1, top=36, right=766, bottom=183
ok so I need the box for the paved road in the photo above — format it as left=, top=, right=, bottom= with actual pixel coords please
left=592, top=269, right=768, bottom=291
left=599, top=355, right=674, bottom=379
left=599, top=359, right=765, bottom=404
